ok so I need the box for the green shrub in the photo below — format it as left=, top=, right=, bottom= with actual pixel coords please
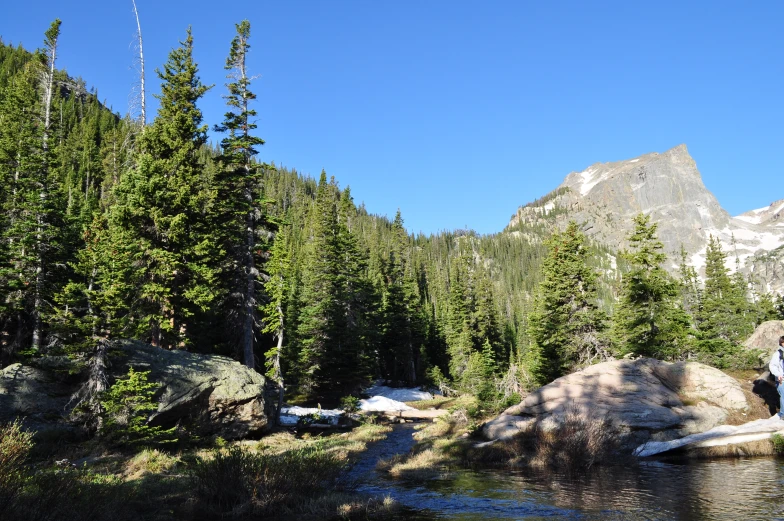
left=99, top=367, right=176, bottom=446
left=340, top=395, right=360, bottom=413
left=16, top=467, right=129, bottom=521
left=0, top=420, right=33, bottom=515
left=772, top=433, right=784, bottom=454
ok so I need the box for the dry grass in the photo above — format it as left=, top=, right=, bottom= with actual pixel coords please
left=461, top=409, right=626, bottom=473
left=675, top=438, right=777, bottom=459
left=404, top=396, right=456, bottom=411
left=123, top=449, right=180, bottom=479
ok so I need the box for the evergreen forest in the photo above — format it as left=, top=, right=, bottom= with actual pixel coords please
left=1, top=20, right=783, bottom=415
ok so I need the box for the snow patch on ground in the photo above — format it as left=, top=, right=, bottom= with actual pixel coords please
left=629, top=159, right=640, bottom=163
left=360, top=396, right=416, bottom=412
left=635, top=416, right=784, bottom=457
left=734, top=215, right=761, bottom=224
left=363, top=385, right=433, bottom=402
left=279, top=406, right=344, bottom=426
left=578, top=167, right=600, bottom=196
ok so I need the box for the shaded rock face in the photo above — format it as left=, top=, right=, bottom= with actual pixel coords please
left=508, top=145, right=784, bottom=292
left=0, top=341, right=267, bottom=440
left=482, top=358, right=747, bottom=448
left=114, top=341, right=267, bottom=439
left=0, top=363, right=80, bottom=439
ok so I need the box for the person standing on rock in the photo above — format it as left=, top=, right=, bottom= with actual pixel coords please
left=769, top=335, right=784, bottom=420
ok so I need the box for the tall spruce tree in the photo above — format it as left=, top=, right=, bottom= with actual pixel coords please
left=381, top=210, right=425, bottom=385
left=213, top=20, right=268, bottom=368
left=528, top=221, right=608, bottom=384
left=296, top=172, right=343, bottom=400
left=0, top=21, right=66, bottom=357
left=612, top=214, right=692, bottom=359
left=108, top=28, right=216, bottom=349
left=696, top=236, right=754, bottom=359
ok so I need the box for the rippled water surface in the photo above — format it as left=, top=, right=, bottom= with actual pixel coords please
left=358, top=425, right=784, bottom=521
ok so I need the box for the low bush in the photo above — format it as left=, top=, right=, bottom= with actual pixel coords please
left=190, top=444, right=348, bottom=517
left=512, top=409, right=622, bottom=471
left=340, top=395, right=360, bottom=413
left=0, top=420, right=33, bottom=516
left=772, top=433, right=784, bottom=455
left=99, top=367, right=176, bottom=446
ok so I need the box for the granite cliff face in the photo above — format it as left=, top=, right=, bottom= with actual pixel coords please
left=508, top=145, right=784, bottom=292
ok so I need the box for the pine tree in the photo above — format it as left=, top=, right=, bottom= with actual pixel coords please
left=612, top=214, right=692, bottom=359
left=381, top=210, right=425, bottom=385
left=108, top=28, right=216, bottom=349
left=213, top=20, right=268, bottom=368
left=0, top=21, right=66, bottom=357
left=296, top=172, right=343, bottom=400
left=696, top=236, right=754, bottom=364
left=528, top=221, right=608, bottom=384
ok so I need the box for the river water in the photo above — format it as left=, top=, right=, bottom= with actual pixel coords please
left=355, top=424, right=784, bottom=521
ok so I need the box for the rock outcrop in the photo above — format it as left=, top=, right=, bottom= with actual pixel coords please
left=113, top=341, right=268, bottom=439
left=743, top=320, right=784, bottom=358
left=508, top=145, right=784, bottom=292
left=481, top=358, right=748, bottom=449
left=0, top=340, right=268, bottom=440
left=745, top=320, right=784, bottom=415
left=0, top=362, right=80, bottom=438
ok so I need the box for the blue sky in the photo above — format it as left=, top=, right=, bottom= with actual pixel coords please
left=2, top=1, right=783, bottom=235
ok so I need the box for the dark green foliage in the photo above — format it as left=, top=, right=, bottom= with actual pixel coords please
left=108, top=29, right=217, bottom=350
left=528, top=222, right=609, bottom=384
left=99, top=367, right=176, bottom=446
left=613, top=214, right=693, bottom=359
left=694, top=236, right=757, bottom=367
left=213, top=20, right=271, bottom=368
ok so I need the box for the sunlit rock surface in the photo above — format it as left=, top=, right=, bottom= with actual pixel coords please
left=481, top=358, right=747, bottom=446
left=635, top=416, right=784, bottom=457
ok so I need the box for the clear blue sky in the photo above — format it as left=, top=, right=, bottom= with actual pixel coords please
left=2, top=1, right=783, bottom=235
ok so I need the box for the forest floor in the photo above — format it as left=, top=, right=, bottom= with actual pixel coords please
left=10, top=422, right=405, bottom=521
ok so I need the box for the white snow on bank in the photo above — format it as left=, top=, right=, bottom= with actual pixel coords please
left=279, top=406, right=343, bottom=426
left=629, top=159, right=640, bottom=163
left=363, top=385, right=434, bottom=402
left=635, top=416, right=784, bottom=457
left=734, top=215, right=761, bottom=225
left=360, top=396, right=416, bottom=412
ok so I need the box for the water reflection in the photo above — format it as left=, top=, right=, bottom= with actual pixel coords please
left=363, top=456, right=784, bottom=520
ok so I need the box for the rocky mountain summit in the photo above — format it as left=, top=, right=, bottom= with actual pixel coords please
left=509, top=145, right=784, bottom=292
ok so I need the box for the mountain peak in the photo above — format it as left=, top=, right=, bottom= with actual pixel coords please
left=509, top=145, right=784, bottom=292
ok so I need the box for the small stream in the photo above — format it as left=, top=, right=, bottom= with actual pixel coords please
left=353, top=424, right=784, bottom=521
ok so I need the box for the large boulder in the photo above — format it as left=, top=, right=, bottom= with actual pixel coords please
left=743, top=320, right=784, bottom=358
left=0, top=341, right=268, bottom=440
left=482, top=358, right=747, bottom=448
left=0, top=362, right=80, bottom=439
left=113, top=340, right=268, bottom=439
left=745, top=321, right=784, bottom=414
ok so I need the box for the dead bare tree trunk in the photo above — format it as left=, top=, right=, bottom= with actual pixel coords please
left=131, top=0, right=146, bottom=127
left=32, top=19, right=61, bottom=352
left=69, top=338, right=110, bottom=431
